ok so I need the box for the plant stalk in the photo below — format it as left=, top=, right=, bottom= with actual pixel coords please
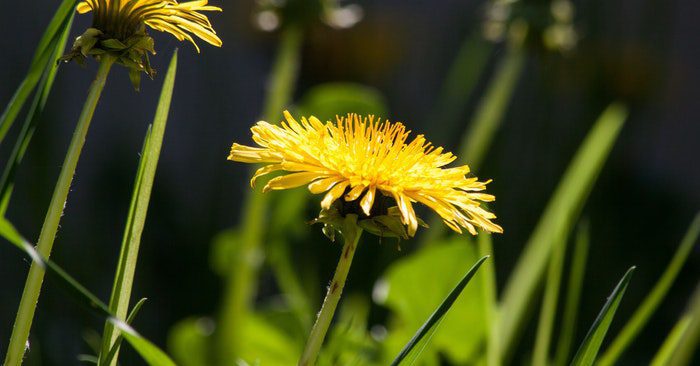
left=298, top=224, right=363, bottom=366
left=216, top=24, right=302, bottom=364
left=4, top=55, right=115, bottom=366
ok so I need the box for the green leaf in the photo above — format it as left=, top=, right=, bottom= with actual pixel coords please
left=0, top=0, right=79, bottom=144
left=598, top=213, right=700, bottom=366
left=99, top=50, right=178, bottom=366
left=499, top=103, right=628, bottom=359
left=388, top=255, right=489, bottom=366
left=0, top=217, right=177, bottom=366
left=297, top=82, right=389, bottom=121
left=570, top=267, right=636, bottom=366
left=101, top=298, right=149, bottom=366
left=554, top=220, right=591, bottom=366
left=112, top=320, right=176, bottom=366
left=168, top=317, right=215, bottom=366
left=0, top=9, right=75, bottom=216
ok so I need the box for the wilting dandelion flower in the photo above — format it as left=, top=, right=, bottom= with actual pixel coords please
left=76, top=0, right=222, bottom=51
left=63, top=0, right=222, bottom=88
left=228, top=111, right=503, bottom=238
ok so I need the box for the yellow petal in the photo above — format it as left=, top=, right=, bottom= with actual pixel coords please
left=263, top=172, right=325, bottom=193
left=359, top=185, right=376, bottom=216
left=321, top=181, right=350, bottom=210
left=344, top=185, right=366, bottom=201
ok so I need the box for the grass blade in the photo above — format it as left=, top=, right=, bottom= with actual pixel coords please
left=102, top=298, right=149, bottom=366
left=664, top=282, right=700, bottom=366
left=0, top=217, right=176, bottom=366
left=0, top=0, right=79, bottom=144
left=390, top=256, right=490, bottom=366
left=554, top=220, right=590, bottom=366
left=477, top=234, right=499, bottom=366
left=421, top=43, right=524, bottom=247
left=651, top=312, right=693, bottom=366
left=98, top=50, right=178, bottom=366
left=598, top=213, right=700, bottom=366
left=499, top=103, right=628, bottom=360
left=570, top=267, right=636, bottom=366
left=0, top=11, right=75, bottom=216
left=532, top=233, right=567, bottom=366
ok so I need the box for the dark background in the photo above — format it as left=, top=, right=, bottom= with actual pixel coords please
left=1, top=0, right=699, bottom=364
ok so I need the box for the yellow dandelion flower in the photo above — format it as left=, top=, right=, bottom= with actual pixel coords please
left=228, top=111, right=503, bottom=237
left=76, top=0, right=222, bottom=52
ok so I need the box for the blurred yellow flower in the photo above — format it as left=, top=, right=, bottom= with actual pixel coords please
left=229, top=111, right=503, bottom=237
left=77, top=0, right=222, bottom=52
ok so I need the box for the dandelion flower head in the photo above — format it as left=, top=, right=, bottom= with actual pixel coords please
left=76, top=0, right=222, bottom=51
left=229, top=111, right=503, bottom=237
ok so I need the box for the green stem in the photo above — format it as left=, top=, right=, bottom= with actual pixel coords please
left=216, top=25, right=302, bottom=364
left=4, top=55, right=115, bottom=366
left=420, top=42, right=524, bottom=247
left=299, top=223, right=362, bottom=366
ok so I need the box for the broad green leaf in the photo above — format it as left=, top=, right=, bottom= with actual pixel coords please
left=570, top=267, right=636, bottom=366
left=598, top=213, right=700, bottom=366
left=297, top=82, right=389, bottom=120
left=238, top=313, right=302, bottom=365
left=0, top=0, right=79, bottom=144
left=385, top=252, right=489, bottom=366
left=554, top=220, right=590, bottom=366
left=499, top=103, right=628, bottom=359
left=0, top=10, right=75, bottom=216
left=0, top=217, right=177, bottom=366
left=99, top=50, right=178, bottom=366
left=377, top=237, right=485, bottom=364
left=168, top=317, right=214, bottom=366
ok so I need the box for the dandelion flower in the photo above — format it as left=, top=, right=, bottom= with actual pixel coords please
left=76, top=0, right=222, bottom=52
left=63, top=0, right=222, bottom=88
left=228, top=111, right=503, bottom=237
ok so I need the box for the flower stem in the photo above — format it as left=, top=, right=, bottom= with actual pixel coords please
left=298, top=220, right=363, bottom=366
left=4, top=55, right=115, bottom=366
left=216, top=25, right=302, bottom=364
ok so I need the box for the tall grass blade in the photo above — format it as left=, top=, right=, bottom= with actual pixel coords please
left=569, top=267, right=635, bottom=366
left=0, top=12, right=75, bottom=216
left=0, top=0, right=79, bottom=144
left=390, top=256, right=489, bottom=366
left=553, top=220, right=590, bottom=366
left=499, top=103, right=628, bottom=360
left=663, top=283, right=700, bottom=366
left=98, top=51, right=178, bottom=366
left=477, top=234, right=499, bottom=366
left=532, top=233, right=567, bottom=366
left=421, top=44, right=524, bottom=247
left=429, top=36, right=492, bottom=144
left=598, top=213, right=700, bottom=366
left=650, top=283, right=700, bottom=366
left=0, top=217, right=176, bottom=366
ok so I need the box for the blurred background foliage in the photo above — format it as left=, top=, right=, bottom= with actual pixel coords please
left=1, top=0, right=699, bottom=365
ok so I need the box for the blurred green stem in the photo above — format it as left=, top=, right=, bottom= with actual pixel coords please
left=299, top=218, right=362, bottom=366
left=4, top=54, right=115, bottom=366
left=421, top=42, right=524, bottom=246
left=216, top=25, right=302, bottom=364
